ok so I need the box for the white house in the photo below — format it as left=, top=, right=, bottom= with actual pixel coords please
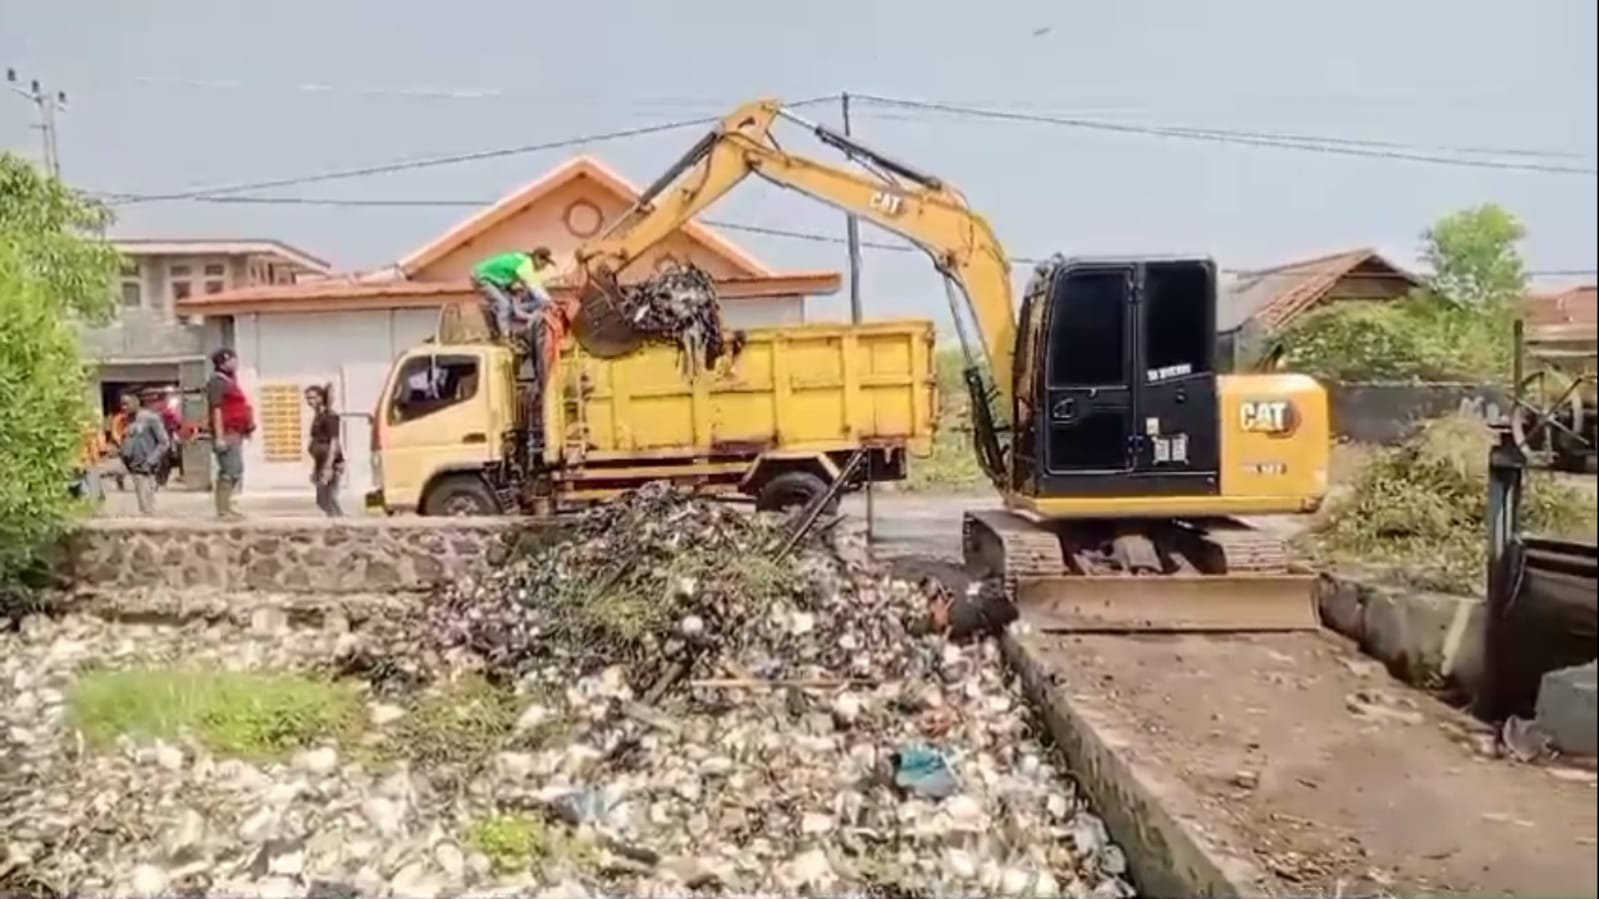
left=177, top=154, right=842, bottom=497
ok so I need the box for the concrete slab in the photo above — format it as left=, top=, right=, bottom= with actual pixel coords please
left=1538, top=662, right=1599, bottom=757
left=1316, top=571, right=1486, bottom=694
left=1012, top=629, right=1598, bottom=898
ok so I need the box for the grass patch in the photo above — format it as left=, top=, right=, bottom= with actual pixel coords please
left=68, top=666, right=360, bottom=759
left=1303, top=413, right=1598, bottom=593
left=384, top=675, right=517, bottom=769
left=465, top=814, right=596, bottom=876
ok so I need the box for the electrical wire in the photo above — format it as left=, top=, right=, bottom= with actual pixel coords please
left=850, top=94, right=1599, bottom=176
left=102, top=96, right=842, bottom=207
left=100, top=191, right=1597, bottom=279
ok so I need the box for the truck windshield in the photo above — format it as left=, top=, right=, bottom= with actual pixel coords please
left=389, top=354, right=481, bottom=425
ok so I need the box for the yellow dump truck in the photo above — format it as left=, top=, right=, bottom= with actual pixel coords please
left=368, top=319, right=938, bottom=516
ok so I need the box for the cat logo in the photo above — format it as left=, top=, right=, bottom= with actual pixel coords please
left=1239, top=400, right=1298, bottom=436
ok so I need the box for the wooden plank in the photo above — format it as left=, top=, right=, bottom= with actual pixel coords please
left=1016, top=573, right=1319, bottom=632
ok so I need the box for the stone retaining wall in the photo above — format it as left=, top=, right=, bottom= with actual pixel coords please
left=50, top=517, right=552, bottom=594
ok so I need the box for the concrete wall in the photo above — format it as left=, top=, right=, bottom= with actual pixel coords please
left=232, top=308, right=440, bottom=496
left=1330, top=382, right=1506, bottom=444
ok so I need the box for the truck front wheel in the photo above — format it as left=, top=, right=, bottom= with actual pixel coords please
left=422, top=474, right=501, bottom=516
left=755, top=470, right=836, bottom=515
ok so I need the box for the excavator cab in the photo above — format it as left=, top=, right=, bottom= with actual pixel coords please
left=1010, top=257, right=1222, bottom=501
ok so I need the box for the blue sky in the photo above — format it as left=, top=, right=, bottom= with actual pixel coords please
left=3, top=0, right=1595, bottom=328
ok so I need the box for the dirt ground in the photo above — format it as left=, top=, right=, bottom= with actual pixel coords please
left=1023, top=630, right=1599, bottom=898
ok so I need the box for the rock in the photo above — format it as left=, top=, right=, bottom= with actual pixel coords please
left=800, top=811, right=834, bottom=834
left=494, top=751, right=536, bottom=779
left=295, top=746, right=340, bottom=775
left=1231, top=769, right=1260, bottom=790
left=238, top=807, right=278, bottom=844
left=1535, top=662, right=1597, bottom=758
left=433, top=842, right=466, bottom=881
left=362, top=797, right=405, bottom=836
left=944, top=847, right=978, bottom=879
left=515, top=704, right=552, bottom=733
left=152, top=741, right=184, bottom=771
left=128, top=863, right=168, bottom=897
left=831, top=692, right=863, bottom=727
left=369, top=702, right=406, bottom=727
left=391, top=859, right=442, bottom=899
left=269, top=843, right=308, bottom=877
left=780, top=848, right=834, bottom=889
left=165, top=809, right=206, bottom=857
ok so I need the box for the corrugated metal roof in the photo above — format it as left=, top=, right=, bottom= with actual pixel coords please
left=1218, top=248, right=1418, bottom=333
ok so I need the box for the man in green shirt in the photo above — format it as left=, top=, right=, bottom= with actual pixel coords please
left=472, top=247, right=556, bottom=342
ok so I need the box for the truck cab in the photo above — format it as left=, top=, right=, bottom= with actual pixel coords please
left=367, top=320, right=938, bottom=517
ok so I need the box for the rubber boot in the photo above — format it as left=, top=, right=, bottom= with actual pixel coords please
left=215, top=480, right=243, bottom=521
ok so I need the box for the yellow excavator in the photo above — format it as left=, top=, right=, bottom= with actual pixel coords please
left=568, top=98, right=1331, bottom=631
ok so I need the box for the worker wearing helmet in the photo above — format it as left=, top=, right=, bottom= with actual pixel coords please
left=471, top=247, right=557, bottom=344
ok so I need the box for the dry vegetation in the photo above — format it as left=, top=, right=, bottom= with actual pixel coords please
left=1302, top=414, right=1597, bottom=593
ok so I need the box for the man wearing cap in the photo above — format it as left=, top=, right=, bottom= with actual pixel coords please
left=117, top=388, right=171, bottom=516
left=206, top=347, right=255, bottom=520
left=471, top=247, right=557, bottom=345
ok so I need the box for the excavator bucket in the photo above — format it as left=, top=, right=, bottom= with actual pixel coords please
left=571, top=277, right=649, bottom=359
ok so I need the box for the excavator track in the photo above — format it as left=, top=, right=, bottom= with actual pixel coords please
left=963, top=509, right=1318, bottom=633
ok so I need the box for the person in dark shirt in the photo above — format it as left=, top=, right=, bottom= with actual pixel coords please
left=304, top=384, right=345, bottom=517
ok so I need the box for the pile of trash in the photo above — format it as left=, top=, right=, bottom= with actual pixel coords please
left=326, top=483, right=1133, bottom=897
left=613, top=266, right=744, bottom=371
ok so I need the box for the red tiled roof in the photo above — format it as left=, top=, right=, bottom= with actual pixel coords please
left=396, top=155, right=775, bottom=279
left=1524, top=285, right=1596, bottom=327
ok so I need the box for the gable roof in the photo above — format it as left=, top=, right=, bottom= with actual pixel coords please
left=1219, top=248, right=1418, bottom=333
left=395, top=155, right=775, bottom=279
left=113, top=238, right=332, bottom=273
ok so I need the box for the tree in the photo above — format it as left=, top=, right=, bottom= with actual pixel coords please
left=1420, top=203, right=1528, bottom=311
left=1275, top=204, right=1527, bottom=383
left=0, top=153, right=119, bottom=584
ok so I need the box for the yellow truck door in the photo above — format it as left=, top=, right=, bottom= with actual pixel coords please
left=376, top=347, right=505, bottom=512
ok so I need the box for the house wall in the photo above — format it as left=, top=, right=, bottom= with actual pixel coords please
left=231, top=309, right=442, bottom=496
left=414, top=176, right=757, bottom=283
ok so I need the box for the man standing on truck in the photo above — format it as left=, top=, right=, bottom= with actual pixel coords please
left=472, top=247, right=557, bottom=346
left=207, top=348, right=255, bottom=520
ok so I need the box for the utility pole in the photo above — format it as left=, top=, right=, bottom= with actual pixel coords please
left=7, top=67, right=67, bottom=178
left=841, top=92, right=873, bottom=543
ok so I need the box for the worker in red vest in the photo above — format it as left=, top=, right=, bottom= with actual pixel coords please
left=206, top=348, right=255, bottom=520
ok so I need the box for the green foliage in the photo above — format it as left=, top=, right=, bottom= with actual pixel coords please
left=1422, top=204, right=1528, bottom=311
left=0, top=154, right=120, bottom=322
left=465, top=814, right=596, bottom=876
left=1304, top=415, right=1596, bottom=593
left=1276, top=204, right=1527, bottom=384
left=899, top=348, right=987, bottom=492
left=68, top=666, right=362, bottom=759
left=0, top=154, right=119, bottom=584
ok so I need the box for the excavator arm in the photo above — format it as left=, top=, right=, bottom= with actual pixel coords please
left=572, top=98, right=1018, bottom=483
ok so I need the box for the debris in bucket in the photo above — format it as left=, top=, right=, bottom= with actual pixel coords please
left=611, top=265, right=745, bottom=371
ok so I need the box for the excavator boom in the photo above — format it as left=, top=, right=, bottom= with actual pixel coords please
left=573, top=98, right=1016, bottom=482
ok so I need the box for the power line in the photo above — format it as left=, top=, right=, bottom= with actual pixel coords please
left=102, top=96, right=841, bottom=207
left=104, top=191, right=1597, bottom=279
left=855, top=108, right=1590, bottom=162
left=851, top=94, right=1599, bottom=176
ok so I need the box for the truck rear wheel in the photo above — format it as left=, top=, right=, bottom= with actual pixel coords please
left=755, top=470, right=836, bottom=515
left=422, top=474, right=501, bottom=516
